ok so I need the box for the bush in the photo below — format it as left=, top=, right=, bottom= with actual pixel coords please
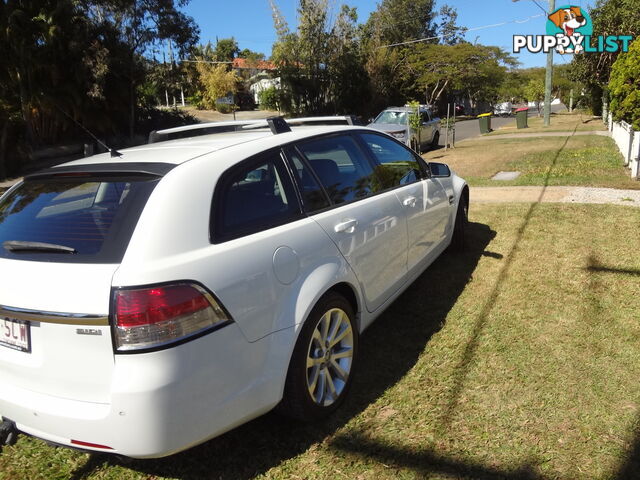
left=258, top=87, right=280, bottom=111
left=186, top=92, right=205, bottom=110
left=137, top=107, right=198, bottom=136
left=215, top=103, right=236, bottom=114
left=609, top=38, right=640, bottom=130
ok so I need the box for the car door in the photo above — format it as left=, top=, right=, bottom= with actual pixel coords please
left=295, top=134, right=408, bottom=313
left=357, top=132, right=450, bottom=275
left=420, top=110, right=432, bottom=148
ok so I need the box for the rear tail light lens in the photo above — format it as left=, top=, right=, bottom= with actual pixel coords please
left=113, top=283, right=231, bottom=352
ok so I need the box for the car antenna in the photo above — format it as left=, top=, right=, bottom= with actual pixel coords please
left=54, top=105, right=123, bottom=158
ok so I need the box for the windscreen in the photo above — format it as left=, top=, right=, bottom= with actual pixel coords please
left=373, top=111, right=407, bottom=125
left=0, top=176, right=160, bottom=263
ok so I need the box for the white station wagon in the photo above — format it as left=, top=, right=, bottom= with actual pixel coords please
left=0, top=117, right=468, bottom=458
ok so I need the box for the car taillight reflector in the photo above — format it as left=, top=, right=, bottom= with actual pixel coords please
left=113, top=283, right=231, bottom=352
left=71, top=439, right=113, bottom=450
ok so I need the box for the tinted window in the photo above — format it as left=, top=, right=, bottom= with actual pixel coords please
left=286, top=149, right=330, bottom=212
left=373, top=110, right=407, bottom=125
left=298, top=135, right=375, bottom=205
left=214, top=152, right=300, bottom=242
left=360, top=133, right=423, bottom=190
left=0, top=176, right=159, bottom=263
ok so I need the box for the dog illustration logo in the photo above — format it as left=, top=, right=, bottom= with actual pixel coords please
left=546, top=5, right=592, bottom=54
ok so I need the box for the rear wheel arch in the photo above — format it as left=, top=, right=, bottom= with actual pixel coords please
left=277, top=289, right=359, bottom=420
left=327, top=282, right=360, bottom=331
left=461, top=184, right=469, bottom=208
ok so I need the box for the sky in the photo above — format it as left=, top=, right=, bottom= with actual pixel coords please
left=182, top=0, right=597, bottom=69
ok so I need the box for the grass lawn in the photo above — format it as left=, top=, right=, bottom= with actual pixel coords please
left=487, top=112, right=607, bottom=135
left=424, top=135, right=640, bottom=190
left=1, top=203, right=640, bottom=479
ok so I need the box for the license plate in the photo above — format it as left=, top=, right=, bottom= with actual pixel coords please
left=1, top=318, right=31, bottom=353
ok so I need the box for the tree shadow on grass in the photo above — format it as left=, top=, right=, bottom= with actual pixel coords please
left=72, top=221, right=496, bottom=480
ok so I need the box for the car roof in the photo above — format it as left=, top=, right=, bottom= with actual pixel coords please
left=380, top=106, right=430, bottom=113
left=57, top=122, right=371, bottom=168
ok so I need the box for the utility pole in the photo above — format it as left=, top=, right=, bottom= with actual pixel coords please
left=514, top=0, right=555, bottom=126
left=569, top=89, right=574, bottom=113
left=543, top=0, right=555, bottom=127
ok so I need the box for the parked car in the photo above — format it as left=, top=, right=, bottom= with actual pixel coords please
left=0, top=117, right=468, bottom=458
left=367, top=105, right=441, bottom=152
left=493, top=102, right=513, bottom=117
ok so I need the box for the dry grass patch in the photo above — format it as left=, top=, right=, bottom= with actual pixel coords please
left=488, top=111, right=607, bottom=135
left=424, top=135, right=640, bottom=190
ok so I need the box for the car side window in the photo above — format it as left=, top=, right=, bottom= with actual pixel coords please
left=420, top=111, right=430, bottom=124
left=285, top=148, right=331, bottom=213
left=359, top=133, right=423, bottom=190
left=297, top=135, right=375, bottom=205
left=213, top=151, right=301, bottom=242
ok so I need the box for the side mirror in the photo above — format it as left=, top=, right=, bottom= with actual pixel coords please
left=429, top=162, right=451, bottom=178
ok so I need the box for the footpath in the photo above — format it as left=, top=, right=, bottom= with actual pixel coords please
left=448, top=117, right=639, bottom=208
left=471, top=185, right=640, bottom=208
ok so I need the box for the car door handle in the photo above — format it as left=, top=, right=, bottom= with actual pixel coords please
left=448, top=195, right=455, bottom=205
left=402, top=196, right=417, bottom=207
left=334, top=219, right=358, bottom=233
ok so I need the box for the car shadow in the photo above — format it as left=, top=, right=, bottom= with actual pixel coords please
left=71, top=221, right=496, bottom=480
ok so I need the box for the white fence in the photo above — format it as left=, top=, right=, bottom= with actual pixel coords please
left=608, top=114, right=640, bottom=179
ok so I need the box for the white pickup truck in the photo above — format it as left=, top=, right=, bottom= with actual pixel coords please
left=367, top=105, right=441, bottom=152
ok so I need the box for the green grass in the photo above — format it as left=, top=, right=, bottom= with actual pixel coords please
left=425, top=135, right=640, bottom=190
left=1, top=203, right=640, bottom=479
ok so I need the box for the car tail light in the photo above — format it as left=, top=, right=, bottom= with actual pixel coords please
left=113, top=283, right=231, bottom=352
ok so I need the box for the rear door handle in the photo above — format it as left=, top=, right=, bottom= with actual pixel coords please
left=334, top=219, right=358, bottom=233
left=403, top=196, right=417, bottom=207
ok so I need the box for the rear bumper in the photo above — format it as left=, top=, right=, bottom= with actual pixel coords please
left=0, top=323, right=290, bottom=458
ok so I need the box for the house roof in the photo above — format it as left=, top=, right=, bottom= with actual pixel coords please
left=231, top=58, right=276, bottom=71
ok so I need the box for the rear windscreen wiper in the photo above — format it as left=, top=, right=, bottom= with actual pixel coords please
left=3, top=241, right=77, bottom=254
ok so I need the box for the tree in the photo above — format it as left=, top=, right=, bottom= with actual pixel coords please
left=360, top=0, right=446, bottom=114
left=271, top=0, right=370, bottom=115
left=405, top=43, right=515, bottom=110
left=570, top=0, right=640, bottom=114
left=238, top=48, right=266, bottom=62
left=524, top=78, right=545, bottom=116
left=364, top=0, right=437, bottom=46
left=326, top=5, right=370, bottom=114
left=609, top=37, right=640, bottom=129
left=214, top=37, right=239, bottom=62
left=195, top=63, right=238, bottom=110
left=436, top=4, right=467, bottom=45
left=78, top=0, right=199, bottom=138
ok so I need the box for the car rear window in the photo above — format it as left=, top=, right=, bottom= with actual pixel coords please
left=0, top=176, right=160, bottom=263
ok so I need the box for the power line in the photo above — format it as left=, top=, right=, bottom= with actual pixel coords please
left=530, top=0, right=549, bottom=14
left=378, top=14, right=545, bottom=49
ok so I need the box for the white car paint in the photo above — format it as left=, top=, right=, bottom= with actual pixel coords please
left=0, top=120, right=467, bottom=458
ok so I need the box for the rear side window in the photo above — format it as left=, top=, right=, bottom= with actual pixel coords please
left=297, top=135, right=375, bottom=205
left=213, top=152, right=301, bottom=242
left=0, top=176, right=160, bottom=263
left=285, top=148, right=331, bottom=213
left=359, top=133, right=424, bottom=190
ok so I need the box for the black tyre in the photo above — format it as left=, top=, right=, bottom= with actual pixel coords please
left=451, top=196, right=468, bottom=251
left=278, top=292, right=358, bottom=421
left=431, top=131, right=440, bottom=148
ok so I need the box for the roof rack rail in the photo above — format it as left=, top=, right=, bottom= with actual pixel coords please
left=147, top=115, right=364, bottom=144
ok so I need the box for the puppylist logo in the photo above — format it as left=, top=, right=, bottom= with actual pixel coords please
left=513, top=5, right=633, bottom=55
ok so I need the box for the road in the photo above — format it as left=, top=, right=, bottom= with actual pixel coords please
left=438, top=104, right=567, bottom=146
